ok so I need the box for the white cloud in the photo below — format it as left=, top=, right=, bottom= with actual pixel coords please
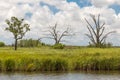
left=91, top=0, right=120, bottom=8
left=91, top=0, right=115, bottom=7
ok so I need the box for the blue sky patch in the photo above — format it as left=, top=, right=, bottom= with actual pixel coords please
left=25, top=12, right=33, bottom=19
left=17, top=2, right=34, bottom=7
left=109, top=4, right=120, bottom=14
left=40, top=2, right=60, bottom=14
left=67, top=0, right=92, bottom=8
left=17, top=2, right=23, bottom=5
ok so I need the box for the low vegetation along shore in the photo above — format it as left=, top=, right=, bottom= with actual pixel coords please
left=0, top=47, right=120, bottom=72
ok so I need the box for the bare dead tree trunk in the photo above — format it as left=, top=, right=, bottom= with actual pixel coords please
left=85, top=14, right=115, bottom=47
left=45, top=23, right=73, bottom=45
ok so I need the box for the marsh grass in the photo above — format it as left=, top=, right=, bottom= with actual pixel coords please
left=4, top=58, right=15, bottom=71
left=0, top=47, right=120, bottom=72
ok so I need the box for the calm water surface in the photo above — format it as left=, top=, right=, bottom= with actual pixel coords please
left=0, top=71, right=120, bottom=80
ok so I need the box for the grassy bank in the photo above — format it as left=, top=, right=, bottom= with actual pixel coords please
left=0, top=47, right=120, bottom=72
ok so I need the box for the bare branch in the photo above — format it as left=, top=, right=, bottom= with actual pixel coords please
left=43, top=23, right=73, bottom=45
left=100, top=22, right=105, bottom=29
left=99, top=27, right=105, bottom=37
left=97, top=14, right=100, bottom=28
left=85, top=34, right=96, bottom=44
left=100, top=31, right=116, bottom=43
left=85, top=18, right=97, bottom=37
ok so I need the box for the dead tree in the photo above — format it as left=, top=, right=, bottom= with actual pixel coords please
left=85, top=14, right=115, bottom=47
left=45, top=23, right=72, bottom=45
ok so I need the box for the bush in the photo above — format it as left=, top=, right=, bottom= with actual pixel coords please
left=0, top=42, right=5, bottom=47
left=52, top=43, right=65, bottom=49
left=88, top=42, right=113, bottom=48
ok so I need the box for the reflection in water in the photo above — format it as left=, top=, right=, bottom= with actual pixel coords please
left=0, top=71, right=120, bottom=80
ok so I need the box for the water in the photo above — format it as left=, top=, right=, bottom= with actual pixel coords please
left=0, top=71, right=120, bottom=80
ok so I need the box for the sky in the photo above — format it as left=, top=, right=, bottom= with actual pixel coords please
left=0, top=0, right=120, bottom=46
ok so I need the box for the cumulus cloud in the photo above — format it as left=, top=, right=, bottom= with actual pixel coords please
left=0, top=0, right=120, bottom=46
left=91, top=0, right=115, bottom=7
left=91, top=0, right=120, bottom=8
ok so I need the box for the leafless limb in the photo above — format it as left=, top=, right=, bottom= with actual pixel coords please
left=85, top=14, right=115, bottom=47
left=44, top=23, right=73, bottom=45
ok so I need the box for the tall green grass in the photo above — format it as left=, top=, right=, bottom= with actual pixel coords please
left=0, top=47, right=120, bottom=72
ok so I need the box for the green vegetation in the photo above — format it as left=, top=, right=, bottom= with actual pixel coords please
left=88, top=42, right=113, bottom=48
left=52, top=43, right=65, bottom=49
left=18, top=39, right=45, bottom=47
left=0, top=47, right=120, bottom=72
left=5, top=16, right=30, bottom=50
left=0, top=42, right=5, bottom=47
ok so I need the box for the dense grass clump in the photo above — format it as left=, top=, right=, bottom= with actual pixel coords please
left=0, top=60, right=2, bottom=71
left=0, top=47, right=120, bottom=72
left=4, top=58, right=15, bottom=71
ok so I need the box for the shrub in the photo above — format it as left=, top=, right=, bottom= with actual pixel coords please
left=52, top=43, right=65, bottom=49
left=87, top=42, right=113, bottom=48
left=0, top=42, right=5, bottom=47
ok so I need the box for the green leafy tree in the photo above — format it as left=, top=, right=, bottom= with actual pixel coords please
left=5, top=16, right=30, bottom=50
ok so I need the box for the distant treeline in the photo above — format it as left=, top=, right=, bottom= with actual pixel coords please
left=0, top=40, right=114, bottom=49
left=17, top=39, right=45, bottom=47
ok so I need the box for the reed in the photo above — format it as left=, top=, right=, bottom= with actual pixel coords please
left=0, top=47, right=120, bottom=72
